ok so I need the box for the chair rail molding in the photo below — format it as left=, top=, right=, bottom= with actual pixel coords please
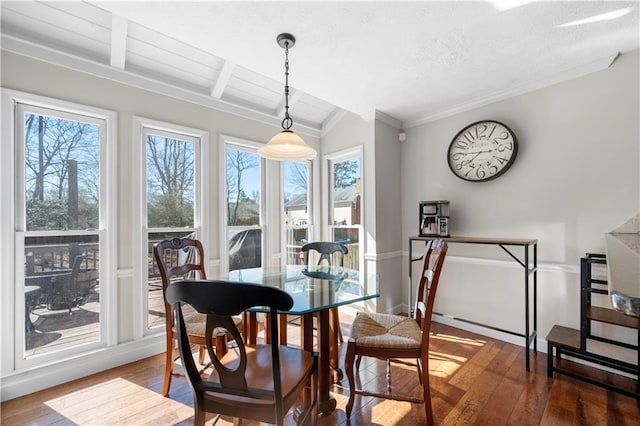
left=404, top=251, right=580, bottom=275
left=364, top=250, right=403, bottom=262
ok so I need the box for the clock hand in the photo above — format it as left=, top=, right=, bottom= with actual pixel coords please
left=464, top=150, right=492, bottom=155
left=466, top=150, right=493, bottom=161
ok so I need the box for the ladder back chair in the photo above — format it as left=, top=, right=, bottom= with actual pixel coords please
left=344, top=239, right=448, bottom=425
left=153, top=237, right=233, bottom=397
left=300, top=242, right=349, bottom=381
left=166, top=280, right=318, bottom=426
left=301, top=241, right=348, bottom=342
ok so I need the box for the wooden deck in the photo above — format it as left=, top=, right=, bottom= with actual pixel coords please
left=25, top=284, right=166, bottom=357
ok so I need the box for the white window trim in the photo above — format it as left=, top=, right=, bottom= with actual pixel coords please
left=132, top=116, right=208, bottom=339
left=322, top=145, right=365, bottom=274
left=1, top=89, right=117, bottom=373
left=220, top=135, right=268, bottom=272
left=280, top=158, right=318, bottom=267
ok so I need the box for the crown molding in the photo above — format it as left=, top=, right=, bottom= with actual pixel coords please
left=404, top=52, right=621, bottom=129
left=376, top=110, right=403, bottom=129
left=1, top=35, right=323, bottom=139
left=361, top=109, right=403, bottom=129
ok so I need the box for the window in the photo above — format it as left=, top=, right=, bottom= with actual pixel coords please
left=283, top=161, right=313, bottom=264
left=2, top=90, right=116, bottom=369
left=326, top=149, right=362, bottom=271
left=136, top=119, right=204, bottom=332
left=223, top=138, right=263, bottom=272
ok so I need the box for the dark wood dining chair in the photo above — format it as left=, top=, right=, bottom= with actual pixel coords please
left=344, top=239, right=448, bottom=425
left=153, top=237, right=236, bottom=397
left=300, top=241, right=348, bottom=343
left=166, top=280, right=318, bottom=426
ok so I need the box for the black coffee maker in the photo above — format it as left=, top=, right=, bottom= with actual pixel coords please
left=419, top=201, right=450, bottom=237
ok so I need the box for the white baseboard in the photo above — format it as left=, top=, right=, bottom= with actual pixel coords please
left=430, top=315, right=637, bottom=380
left=431, top=313, right=543, bottom=350
left=1, top=334, right=165, bottom=402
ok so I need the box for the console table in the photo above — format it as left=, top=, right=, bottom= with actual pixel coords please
left=409, top=236, right=538, bottom=371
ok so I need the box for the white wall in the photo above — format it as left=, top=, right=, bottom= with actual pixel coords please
left=401, top=49, right=639, bottom=354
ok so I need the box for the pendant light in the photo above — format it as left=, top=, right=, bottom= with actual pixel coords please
left=258, top=33, right=317, bottom=161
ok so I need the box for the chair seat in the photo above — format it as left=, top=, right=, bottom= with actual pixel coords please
left=350, top=312, right=422, bottom=349
left=202, top=344, right=316, bottom=407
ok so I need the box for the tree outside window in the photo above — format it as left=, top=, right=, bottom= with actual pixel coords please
left=225, top=146, right=261, bottom=271
left=226, top=149, right=259, bottom=226
left=146, top=135, right=195, bottom=228
left=24, top=114, right=99, bottom=231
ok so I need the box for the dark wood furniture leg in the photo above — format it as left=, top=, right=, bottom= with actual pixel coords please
left=302, top=311, right=336, bottom=416
left=329, top=307, right=343, bottom=382
left=245, top=311, right=258, bottom=345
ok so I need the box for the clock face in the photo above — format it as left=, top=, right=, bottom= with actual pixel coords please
left=447, top=120, right=518, bottom=182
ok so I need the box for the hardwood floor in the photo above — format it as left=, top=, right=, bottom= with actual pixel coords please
left=2, top=321, right=639, bottom=425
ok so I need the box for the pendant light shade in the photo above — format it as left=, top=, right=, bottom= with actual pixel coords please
left=258, top=33, right=317, bottom=161
left=259, top=129, right=317, bottom=160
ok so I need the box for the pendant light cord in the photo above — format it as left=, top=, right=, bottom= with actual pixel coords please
left=282, top=40, right=293, bottom=131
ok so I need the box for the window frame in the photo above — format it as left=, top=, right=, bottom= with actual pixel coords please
left=281, top=159, right=315, bottom=266
left=220, top=135, right=267, bottom=273
left=1, top=89, right=117, bottom=372
left=133, top=116, right=207, bottom=338
left=322, top=146, right=364, bottom=274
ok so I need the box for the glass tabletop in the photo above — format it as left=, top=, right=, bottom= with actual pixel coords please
left=222, top=265, right=380, bottom=315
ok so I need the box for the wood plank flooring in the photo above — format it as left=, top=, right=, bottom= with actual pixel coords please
left=2, top=322, right=639, bottom=425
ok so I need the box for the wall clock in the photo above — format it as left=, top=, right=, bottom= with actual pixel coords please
left=447, top=120, right=518, bottom=182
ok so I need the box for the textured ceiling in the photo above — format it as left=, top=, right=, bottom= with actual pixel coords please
left=2, top=1, right=639, bottom=133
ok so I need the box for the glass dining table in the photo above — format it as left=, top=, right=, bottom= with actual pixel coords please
left=221, top=264, right=380, bottom=416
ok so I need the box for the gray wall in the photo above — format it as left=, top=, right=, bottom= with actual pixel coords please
left=401, top=49, right=639, bottom=354
left=320, top=112, right=405, bottom=313
left=373, top=119, right=403, bottom=313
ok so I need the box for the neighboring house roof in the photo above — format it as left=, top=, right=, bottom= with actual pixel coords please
left=333, top=186, right=359, bottom=207
left=285, top=186, right=359, bottom=211
left=284, top=193, right=308, bottom=211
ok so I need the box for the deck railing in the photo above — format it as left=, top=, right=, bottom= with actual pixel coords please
left=25, top=243, right=99, bottom=275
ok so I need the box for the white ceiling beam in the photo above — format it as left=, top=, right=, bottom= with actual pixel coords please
left=1, top=35, right=322, bottom=137
left=277, top=88, right=303, bottom=117
left=210, top=60, right=235, bottom=98
left=110, top=15, right=128, bottom=69
left=320, top=108, right=348, bottom=137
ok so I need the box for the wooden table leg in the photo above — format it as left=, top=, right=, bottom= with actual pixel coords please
left=244, top=311, right=258, bottom=345
left=265, top=314, right=289, bottom=344
left=305, top=310, right=337, bottom=416
left=301, top=313, right=313, bottom=352
left=279, top=314, right=288, bottom=345
left=329, top=307, right=343, bottom=383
